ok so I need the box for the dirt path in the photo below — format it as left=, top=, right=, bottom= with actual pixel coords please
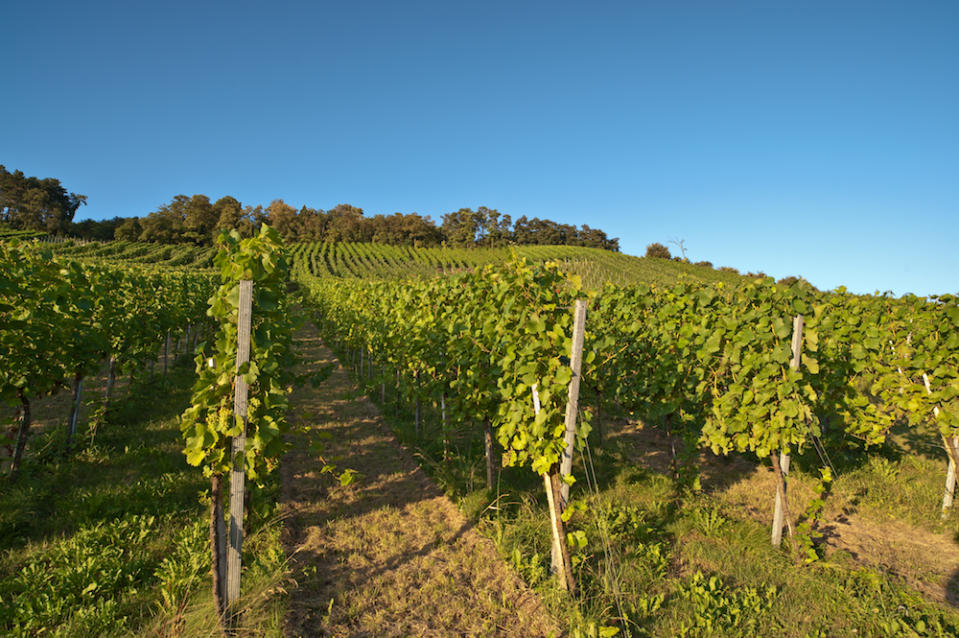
left=606, top=418, right=959, bottom=606
left=281, top=326, right=560, bottom=638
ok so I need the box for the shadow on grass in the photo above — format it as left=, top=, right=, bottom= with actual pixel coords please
left=0, top=362, right=201, bottom=549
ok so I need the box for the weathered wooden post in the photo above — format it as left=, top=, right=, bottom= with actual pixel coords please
left=226, top=280, right=253, bottom=617
left=924, top=373, right=958, bottom=518
left=772, top=314, right=803, bottom=548
left=103, top=354, right=118, bottom=410
left=163, top=331, right=171, bottom=378
left=65, top=371, right=84, bottom=451
left=442, top=389, right=450, bottom=460
left=534, top=298, right=587, bottom=595
left=560, top=299, right=588, bottom=509
left=484, top=417, right=495, bottom=488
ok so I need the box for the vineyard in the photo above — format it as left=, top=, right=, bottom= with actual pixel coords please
left=2, top=232, right=959, bottom=636
left=41, top=237, right=741, bottom=288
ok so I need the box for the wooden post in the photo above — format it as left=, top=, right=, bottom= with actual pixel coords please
left=163, top=331, right=171, bottom=378
left=210, top=473, right=227, bottom=622
left=544, top=471, right=576, bottom=593
left=943, top=436, right=959, bottom=518
left=772, top=314, right=803, bottom=547
left=414, top=370, right=421, bottom=436
left=226, top=280, right=253, bottom=614
left=484, top=417, right=496, bottom=488
left=771, top=452, right=792, bottom=547
left=442, top=390, right=450, bottom=460
left=103, top=354, right=117, bottom=410
left=395, top=368, right=401, bottom=414
left=66, top=371, right=83, bottom=451
left=560, top=299, right=587, bottom=509
left=924, top=373, right=958, bottom=517
left=594, top=390, right=603, bottom=446
left=533, top=383, right=576, bottom=593
left=415, top=399, right=422, bottom=437
left=9, top=391, right=31, bottom=479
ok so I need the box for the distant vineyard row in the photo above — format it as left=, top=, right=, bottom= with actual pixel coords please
left=289, top=241, right=741, bottom=288
left=28, top=238, right=743, bottom=288
left=36, top=238, right=217, bottom=269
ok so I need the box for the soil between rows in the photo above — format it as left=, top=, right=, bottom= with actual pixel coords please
left=281, top=327, right=560, bottom=637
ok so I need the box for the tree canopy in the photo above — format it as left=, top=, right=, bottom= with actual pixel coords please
left=0, top=165, right=86, bottom=234
left=0, top=165, right=620, bottom=251
left=75, top=195, right=621, bottom=251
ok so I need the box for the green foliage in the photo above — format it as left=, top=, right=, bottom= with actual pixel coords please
left=287, top=240, right=740, bottom=288
left=180, top=225, right=298, bottom=483
left=675, top=571, right=778, bottom=637
left=795, top=467, right=832, bottom=563
left=691, top=505, right=728, bottom=537
left=0, top=514, right=157, bottom=636
left=0, top=239, right=215, bottom=473
left=645, top=243, right=671, bottom=259
left=0, top=164, right=86, bottom=234
left=301, top=256, right=592, bottom=480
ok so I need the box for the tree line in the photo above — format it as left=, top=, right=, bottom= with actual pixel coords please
left=0, top=166, right=619, bottom=250
left=110, top=197, right=620, bottom=251
left=0, top=165, right=87, bottom=234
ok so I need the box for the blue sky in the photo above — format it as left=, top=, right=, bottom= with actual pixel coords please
left=3, top=1, right=956, bottom=296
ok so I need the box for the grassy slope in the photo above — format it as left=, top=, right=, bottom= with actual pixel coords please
left=289, top=241, right=742, bottom=289
left=20, top=238, right=957, bottom=636
left=33, top=238, right=743, bottom=289
left=0, top=353, right=287, bottom=637
left=28, top=239, right=216, bottom=269
left=342, top=356, right=959, bottom=637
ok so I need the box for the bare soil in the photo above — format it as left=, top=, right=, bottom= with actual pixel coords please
left=281, top=327, right=560, bottom=637
left=605, top=417, right=959, bottom=606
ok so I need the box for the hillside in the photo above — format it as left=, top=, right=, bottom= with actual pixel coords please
left=289, top=242, right=743, bottom=288
left=28, top=238, right=743, bottom=288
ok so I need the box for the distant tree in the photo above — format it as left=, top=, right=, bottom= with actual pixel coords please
left=114, top=217, right=142, bottom=241
left=73, top=192, right=622, bottom=253
left=512, top=215, right=534, bottom=245
left=213, top=196, right=245, bottom=234
left=577, top=224, right=619, bottom=251
left=442, top=208, right=479, bottom=247
left=297, top=206, right=327, bottom=241
left=694, top=260, right=713, bottom=268
left=325, top=204, right=369, bottom=242
left=370, top=212, right=443, bottom=246
left=138, top=200, right=183, bottom=242
left=668, top=238, right=688, bottom=261
left=265, top=199, right=299, bottom=242
left=645, top=243, right=671, bottom=259
left=718, top=266, right=739, bottom=274
left=0, top=165, right=86, bottom=233
left=69, top=216, right=125, bottom=241
left=180, top=195, right=218, bottom=244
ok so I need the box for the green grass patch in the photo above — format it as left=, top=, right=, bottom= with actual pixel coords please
left=356, top=361, right=959, bottom=638
left=0, top=362, right=288, bottom=637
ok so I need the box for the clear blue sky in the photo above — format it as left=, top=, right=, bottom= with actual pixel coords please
left=3, top=1, right=956, bottom=296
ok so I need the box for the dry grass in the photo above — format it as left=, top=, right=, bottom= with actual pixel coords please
left=280, top=328, right=560, bottom=637
left=606, top=415, right=959, bottom=606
